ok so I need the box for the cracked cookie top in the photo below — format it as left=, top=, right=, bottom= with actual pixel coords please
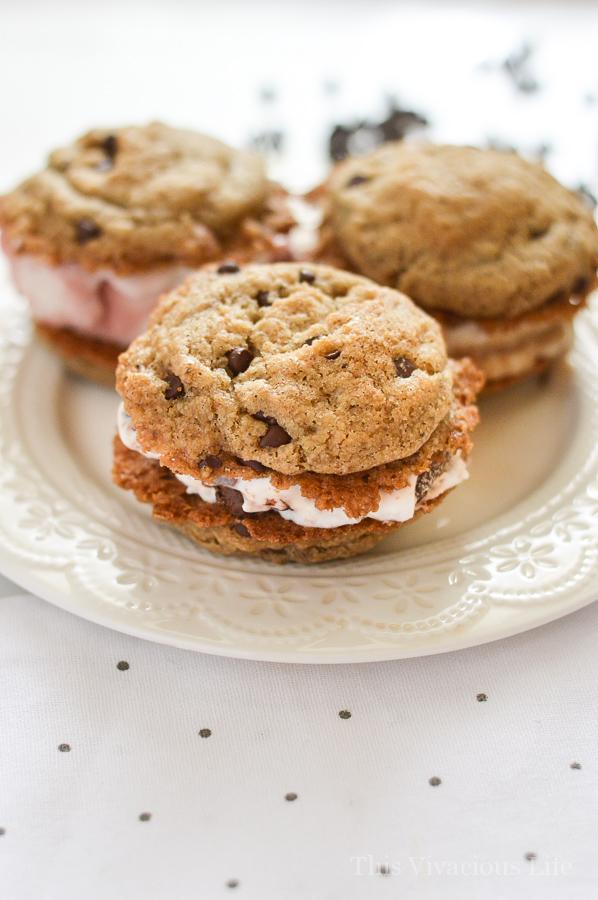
left=326, top=142, right=598, bottom=318
left=0, top=122, right=276, bottom=272
left=116, top=262, right=453, bottom=476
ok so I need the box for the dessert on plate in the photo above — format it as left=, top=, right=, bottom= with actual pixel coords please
left=0, top=122, right=293, bottom=385
left=314, top=142, right=598, bottom=388
left=114, top=262, right=483, bottom=563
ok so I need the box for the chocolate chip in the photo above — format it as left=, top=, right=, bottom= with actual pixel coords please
left=164, top=372, right=185, bottom=400
left=237, top=458, right=269, bottom=473
left=199, top=455, right=222, bottom=469
left=428, top=776, right=442, bottom=787
left=233, top=523, right=250, bottom=538
left=116, top=660, right=129, bottom=671
left=299, top=269, right=316, bottom=284
left=217, top=486, right=245, bottom=517
left=258, top=418, right=292, bottom=448
left=325, top=350, right=341, bottom=360
left=227, top=347, right=253, bottom=376
left=285, top=792, right=298, bottom=802
left=102, top=134, right=118, bottom=158
left=304, top=336, right=321, bottom=346
left=415, top=462, right=444, bottom=501
left=394, top=356, right=417, bottom=378
left=217, top=261, right=240, bottom=274
left=253, top=411, right=276, bottom=425
left=346, top=174, right=369, bottom=188
left=256, top=290, right=271, bottom=307
left=75, top=218, right=102, bottom=244
left=198, top=728, right=212, bottom=738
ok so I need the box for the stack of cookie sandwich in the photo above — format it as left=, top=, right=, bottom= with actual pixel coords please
left=0, top=122, right=294, bottom=385
left=114, top=263, right=483, bottom=563
left=315, top=142, right=598, bottom=388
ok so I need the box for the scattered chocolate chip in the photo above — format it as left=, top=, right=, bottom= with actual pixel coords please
left=249, top=129, right=284, bottom=154
left=164, top=372, right=185, bottom=400
left=502, top=42, right=540, bottom=94
left=394, top=356, right=417, bottom=378
left=259, top=421, right=292, bottom=448
left=217, top=486, right=245, bottom=517
left=299, top=269, right=316, bottom=284
left=476, top=692, right=488, bottom=702
left=237, top=458, right=269, bottom=473
left=573, top=276, right=589, bottom=294
left=285, top=792, right=298, bottom=802
left=346, top=174, right=370, bottom=188
left=304, top=336, right=321, bottom=346
left=102, top=134, right=118, bottom=158
left=138, top=812, right=151, bottom=822
left=199, top=455, right=222, bottom=469
left=227, top=347, right=253, bottom=376
left=256, top=290, right=271, bottom=307
left=116, top=660, right=129, bottom=671
left=217, top=261, right=240, bottom=274
left=75, top=218, right=102, bottom=244
left=570, top=761, right=582, bottom=770
left=325, top=350, right=341, bottom=360
left=524, top=852, right=537, bottom=862
left=428, top=776, right=442, bottom=787
left=328, top=102, right=428, bottom=161
left=338, top=709, right=352, bottom=719
left=233, top=523, right=250, bottom=538
left=58, top=743, right=71, bottom=753
left=198, top=728, right=212, bottom=738
left=415, top=466, right=439, bottom=502
left=253, top=411, right=276, bottom=425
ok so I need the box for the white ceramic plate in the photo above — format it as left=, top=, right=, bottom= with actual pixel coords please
left=1, top=282, right=597, bottom=662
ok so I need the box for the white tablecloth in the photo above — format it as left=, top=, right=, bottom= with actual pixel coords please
left=1, top=574, right=597, bottom=899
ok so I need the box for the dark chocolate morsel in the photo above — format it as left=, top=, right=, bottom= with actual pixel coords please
left=102, top=134, right=118, bottom=158
left=260, top=422, right=292, bottom=448
left=325, top=350, right=341, bottom=360
left=164, top=372, right=185, bottom=400
left=199, top=455, right=222, bottom=469
left=299, top=270, right=316, bottom=284
left=75, top=218, right=102, bottom=244
left=237, top=458, right=269, bottom=473
left=394, top=356, right=417, bottom=378
left=304, top=336, right=321, bottom=346
left=227, top=347, right=253, bottom=376
left=217, top=262, right=241, bottom=274
left=217, top=486, right=245, bottom=517
left=256, top=290, right=271, bottom=307
left=233, top=523, right=251, bottom=538
left=346, top=174, right=369, bottom=188
left=253, top=411, right=277, bottom=425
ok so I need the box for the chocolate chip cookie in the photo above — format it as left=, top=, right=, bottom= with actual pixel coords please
left=114, top=262, right=483, bottom=563
left=0, top=122, right=294, bottom=384
left=315, top=142, right=598, bottom=387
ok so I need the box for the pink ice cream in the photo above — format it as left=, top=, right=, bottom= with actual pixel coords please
left=2, top=234, right=190, bottom=346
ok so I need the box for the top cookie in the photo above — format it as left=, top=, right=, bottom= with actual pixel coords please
left=327, top=143, right=598, bottom=318
left=0, top=123, right=275, bottom=272
left=116, top=263, right=452, bottom=476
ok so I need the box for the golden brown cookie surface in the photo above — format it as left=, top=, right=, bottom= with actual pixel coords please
left=116, top=263, right=453, bottom=476
left=327, top=142, right=598, bottom=318
left=0, top=123, right=286, bottom=272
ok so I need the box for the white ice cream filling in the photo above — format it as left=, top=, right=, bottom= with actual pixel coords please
left=117, top=405, right=468, bottom=529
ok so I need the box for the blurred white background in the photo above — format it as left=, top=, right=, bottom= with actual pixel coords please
left=1, top=0, right=597, bottom=193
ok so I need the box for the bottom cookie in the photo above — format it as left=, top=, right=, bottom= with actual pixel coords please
left=36, top=323, right=121, bottom=387
left=113, top=437, right=447, bottom=564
